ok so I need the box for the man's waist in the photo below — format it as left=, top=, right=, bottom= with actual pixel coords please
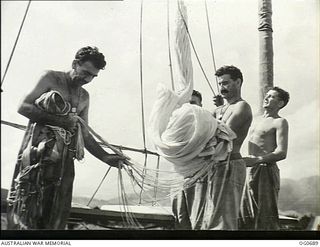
left=228, top=153, right=242, bottom=160
left=214, top=153, right=243, bottom=167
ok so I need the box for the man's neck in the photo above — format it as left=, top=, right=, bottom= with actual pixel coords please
left=225, top=95, right=242, bottom=105
left=263, top=109, right=280, bottom=118
left=67, top=70, right=80, bottom=88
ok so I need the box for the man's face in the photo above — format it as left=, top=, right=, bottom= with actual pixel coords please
left=217, top=74, right=240, bottom=99
left=190, top=95, right=202, bottom=107
left=263, top=90, right=283, bottom=109
left=72, top=61, right=100, bottom=85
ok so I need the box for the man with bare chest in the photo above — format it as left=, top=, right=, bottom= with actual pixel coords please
left=201, top=65, right=252, bottom=230
left=172, top=90, right=209, bottom=230
left=243, top=87, right=289, bottom=230
left=7, top=46, right=125, bottom=229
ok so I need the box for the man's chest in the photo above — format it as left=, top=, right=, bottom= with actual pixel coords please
left=50, top=84, right=84, bottom=114
left=252, top=119, right=276, bottom=138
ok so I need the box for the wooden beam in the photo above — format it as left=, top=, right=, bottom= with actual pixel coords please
left=258, top=0, right=273, bottom=113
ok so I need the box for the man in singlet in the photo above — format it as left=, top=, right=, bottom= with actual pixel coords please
left=243, top=87, right=289, bottom=230
left=7, top=46, right=125, bottom=229
left=203, top=65, right=252, bottom=230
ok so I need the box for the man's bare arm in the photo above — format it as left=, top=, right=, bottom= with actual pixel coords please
left=79, top=97, right=126, bottom=167
left=226, top=102, right=252, bottom=135
left=18, top=72, right=74, bottom=129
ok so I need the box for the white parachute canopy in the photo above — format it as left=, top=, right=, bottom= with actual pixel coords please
left=148, top=1, right=236, bottom=183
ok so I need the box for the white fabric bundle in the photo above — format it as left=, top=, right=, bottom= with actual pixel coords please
left=148, top=1, right=236, bottom=182
left=148, top=84, right=236, bottom=181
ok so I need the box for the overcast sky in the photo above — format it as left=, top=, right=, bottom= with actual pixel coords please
left=1, top=0, right=319, bottom=201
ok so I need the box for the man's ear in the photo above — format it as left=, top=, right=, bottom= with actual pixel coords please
left=72, top=59, right=79, bottom=69
left=236, top=78, right=242, bottom=87
left=278, top=100, right=285, bottom=109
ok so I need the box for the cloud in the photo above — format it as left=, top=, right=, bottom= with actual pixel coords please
left=279, top=99, right=319, bottom=179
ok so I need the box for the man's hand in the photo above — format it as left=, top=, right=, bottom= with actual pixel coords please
left=103, top=154, right=127, bottom=168
left=60, top=115, right=78, bottom=133
left=243, top=156, right=262, bottom=167
left=213, top=95, right=224, bottom=107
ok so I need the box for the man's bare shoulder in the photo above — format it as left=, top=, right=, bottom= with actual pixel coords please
left=234, top=100, right=252, bottom=115
left=80, top=88, right=89, bottom=100
left=39, top=70, right=66, bottom=87
left=274, top=117, right=289, bottom=128
left=41, top=70, right=63, bottom=78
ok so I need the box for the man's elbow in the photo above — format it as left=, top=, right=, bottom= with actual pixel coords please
left=278, top=151, right=287, bottom=161
left=17, top=103, right=30, bottom=118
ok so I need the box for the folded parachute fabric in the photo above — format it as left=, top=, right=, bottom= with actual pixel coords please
left=148, top=84, right=236, bottom=182
left=35, top=90, right=71, bottom=115
left=34, top=90, right=84, bottom=161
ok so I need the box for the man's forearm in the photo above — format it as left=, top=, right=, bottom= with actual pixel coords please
left=255, top=151, right=287, bottom=164
left=84, top=132, right=108, bottom=162
left=18, top=103, right=70, bottom=128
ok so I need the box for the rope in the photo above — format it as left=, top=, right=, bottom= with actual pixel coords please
left=139, top=0, right=147, bottom=149
left=87, top=166, right=112, bottom=207
left=118, top=167, right=143, bottom=229
left=138, top=0, right=149, bottom=205
left=167, top=0, right=175, bottom=91
left=1, top=120, right=26, bottom=131
left=204, top=0, right=220, bottom=93
left=138, top=152, right=148, bottom=205
left=152, top=155, right=161, bottom=206
left=1, top=0, right=32, bottom=91
left=177, top=0, right=216, bottom=96
left=1, top=119, right=159, bottom=156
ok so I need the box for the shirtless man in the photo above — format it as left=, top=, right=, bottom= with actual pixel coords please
left=7, top=46, right=125, bottom=229
left=172, top=89, right=207, bottom=229
left=203, top=65, right=252, bottom=230
left=243, top=87, right=289, bottom=230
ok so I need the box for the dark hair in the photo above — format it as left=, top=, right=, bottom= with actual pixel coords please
left=74, top=46, right=106, bottom=70
left=271, top=86, right=290, bottom=108
left=192, top=89, right=202, bottom=103
left=215, top=65, right=243, bottom=83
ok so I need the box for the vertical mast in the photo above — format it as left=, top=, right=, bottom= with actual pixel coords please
left=258, top=0, right=273, bottom=113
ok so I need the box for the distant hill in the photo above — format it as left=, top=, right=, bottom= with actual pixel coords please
left=4, top=176, right=317, bottom=216
left=279, top=176, right=320, bottom=216
left=73, top=188, right=172, bottom=208
left=73, top=175, right=320, bottom=216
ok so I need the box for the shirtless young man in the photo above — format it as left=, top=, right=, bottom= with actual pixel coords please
left=7, top=46, right=125, bottom=229
left=203, top=65, right=252, bottom=230
left=243, top=87, right=289, bottom=230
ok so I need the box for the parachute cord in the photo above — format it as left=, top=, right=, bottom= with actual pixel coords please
left=87, top=166, right=112, bottom=207
left=167, top=0, right=175, bottom=91
left=1, top=0, right=32, bottom=91
left=204, top=0, right=220, bottom=93
left=177, top=0, right=216, bottom=96
left=138, top=151, right=148, bottom=205
left=152, top=155, right=161, bottom=206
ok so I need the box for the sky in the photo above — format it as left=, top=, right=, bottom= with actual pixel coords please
left=1, top=0, right=319, bottom=201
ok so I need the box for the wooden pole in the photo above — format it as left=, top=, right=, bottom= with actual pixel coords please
left=258, top=0, right=273, bottom=113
